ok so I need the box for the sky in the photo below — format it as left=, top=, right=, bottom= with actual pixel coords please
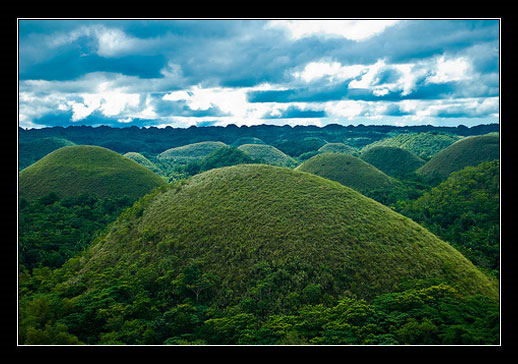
left=18, top=19, right=500, bottom=129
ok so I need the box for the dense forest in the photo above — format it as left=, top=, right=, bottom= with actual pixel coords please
left=18, top=123, right=500, bottom=345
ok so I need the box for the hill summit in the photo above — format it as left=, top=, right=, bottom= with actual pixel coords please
left=296, top=153, right=402, bottom=202
left=417, top=134, right=499, bottom=179
left=64, top=164, right=497, bottom=308
left=19, top=145, right=167, bottom=201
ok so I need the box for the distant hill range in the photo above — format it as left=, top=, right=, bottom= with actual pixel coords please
left=19, top=123, right=499, bottom=157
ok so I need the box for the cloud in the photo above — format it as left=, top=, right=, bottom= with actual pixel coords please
left=267, top=20, right=401, bottom=41
left=262, top=105, right=326, bottom=119
left=18, top=19, right=500, bottom=129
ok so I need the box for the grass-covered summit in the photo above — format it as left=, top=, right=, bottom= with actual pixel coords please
left=19, top=137, right=76, bottom=170
left=364, top=132, right=462, bottom=160
left=66, top=164, right=497, bottom=307
left=360, top=146, right=425, bottom=177
left=318, top=142, right=358, bottom=156
left=417, top=134, right=499, bottom=180
left=238, top=144, right=298, bottom=168
left=230, top=137, right=266, bottom=147
left=19, top=145, right=167, bottom=201
left=123, top=152, right=163, bottom=175
left=296, top=153, right=403, bottom=202
left=157, top=141, right=227, bottom=165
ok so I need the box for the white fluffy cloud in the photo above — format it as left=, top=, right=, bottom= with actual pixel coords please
left=267, top=20, right=400, bottom=41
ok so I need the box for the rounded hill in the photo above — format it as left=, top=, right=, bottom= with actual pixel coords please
left=238, top=144, right=298, bottom=168
left=157, top=141, right=227, bottom=164
left=296, top=153, right=402, bottom=200
left=19, top=145, right=167, bottom=201
left=230, top=137, right=266, bottom=147
left=123, top=152, right=163, bottom=175
left=19, top=137, right=76, bottom=170
left=417, top=135, right=499, bottom=180
left=364, top=132, right=462, bottom=160
left=67, top=164, right=497, bottom=309
left=318, top=142, right=358, bottom=156
left=360, top=146, right=425, bottom=177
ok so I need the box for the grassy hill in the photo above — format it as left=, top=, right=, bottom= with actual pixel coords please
left=230, top=137, right=266, bottom=147
left=59, top=164, right=497, bottom=308
left=318, top=142, right=358, bottom=156
left=157, top=141, right=227, bottom=165
left=360, top=146, right=425, bottom=177
left=417, top=135, right=499, bottom=180
left=364, top=132, right=462, bottom=160
left=19, top=145, right=167, bottom=201
left=238, top=144, right=298, bottom=168
left=123, top=152, right=163, bottom=175
left=398, top=160, right=500, bottom=274
left=296, top=153, right=404, bottom=204
left=19, top=137, right=76, bottom=171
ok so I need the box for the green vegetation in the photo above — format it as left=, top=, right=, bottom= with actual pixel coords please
left=123, top=152, right=163, bottom=176
left=18, top=164, right=498, bottom=345
left=19, top=145, right=167, bottom=201
left=296, top=153, right=407, bottom=205
left=17, top=124, right=501, bottom=345
left=19, top=193, right=134, bottom=271
left=157, top=141, right=227, bottom=165
left=364, top=132, right=462, bottom=160
left=272, top=137, right=327, bottom=158
left=360, top=146, right=425, bottom=177
left=318, top=142, right=359, bottom=156
left=177, top=146, right=261, bottom=177
left=230, top=137, right=266, bottom=147
left=397, top=160, right=500, bottom=275
left=19, top=137, right=76, bottom=171
left=238, top=144, right=298, bottom=168
left=417, top=135, right=499, bottom=180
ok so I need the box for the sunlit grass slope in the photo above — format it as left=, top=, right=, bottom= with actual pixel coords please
left=123, top=152, right=163, bottom=175
left=230, top=137, right=266, bottom=147
left=71, top=164, right=498, bottom=307
left=296, top=153, right=402, bottom=198
left=19, top=145, right=167, bottom=200
left=360, top=146, right=425, bottom=177
left=157, top=141, right=227, bottom=165
left=238, top=144, right=298, bottom=168
left=19, top=137, right=76, bottom=170
left=364, top=132, right=462, bottom=160
left=417, top=135, right=499, bottom=180
left=318, top=142, right=358, bottom=156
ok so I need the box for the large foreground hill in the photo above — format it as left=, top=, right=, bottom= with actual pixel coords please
left=65, top=164, right=497, bottom=305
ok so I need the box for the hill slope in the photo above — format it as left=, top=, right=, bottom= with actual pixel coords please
left=318, top=142, right=358, bottom=156
left=238, top=144, right=298, bottom=168
left=296, top=153, right=403, bottom=202
left=360, top=146, right=425, bottom=177
left=417, top=135, right=499, bottom=180
left=19, top=137, right=76, bottom=170
left=123, top=152, right=163, bottom=175
left=230, top=137, right=266, bottom=147
left=364, top=132, right=462, bottom=160
left=66, top=164, right=497, bottom=308
left=19, top=145, right=167, bottom=200
left=157, top=141, right=227, bottom=165
left=399, top=160, right=500, bottom=273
